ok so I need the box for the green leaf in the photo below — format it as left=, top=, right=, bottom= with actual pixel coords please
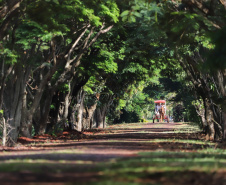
left=0, top=109, right=4, bottom=115
left=129, top=15, right=136, bottom=23
left=121, top=10, right=130, bottom=17
left=133, top=12, right=142, bottom=18
left=53, top=0, right=59, bottom=4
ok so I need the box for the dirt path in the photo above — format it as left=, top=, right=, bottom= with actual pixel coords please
left=0, top=122, right=225, bottom=185
left=0, top=122, right=203, bottom=158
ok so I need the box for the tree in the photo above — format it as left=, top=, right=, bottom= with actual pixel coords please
left=158, top=0, right=226, bottom=140
left=0, top=0, right=119, bottom=145
left=119, top=0, right=225, bottom=140
left=1, top=0, right=225, bottom=146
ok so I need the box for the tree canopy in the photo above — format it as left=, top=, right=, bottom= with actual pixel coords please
left=0, top=0, right=225, bottom=146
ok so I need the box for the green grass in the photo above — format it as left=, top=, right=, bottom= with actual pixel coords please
left=97, top=150, right=226, bottom=184
left=0, top=149, right=225, bottom=179
left=147, top=139, right=214, bottom=145
left=106, top=152, right=226, bottom=173
left=0, top=122, right=224, bottom=184
left=89, top=138, right=214, bottom=147
left=108, top=122, right=201, bottom=133
left=0, top=159, right=100, bottom=173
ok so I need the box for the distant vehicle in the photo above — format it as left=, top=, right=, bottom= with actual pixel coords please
left=153, top=100, right=169, bottom=123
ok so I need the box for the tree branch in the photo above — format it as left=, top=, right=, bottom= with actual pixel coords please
left=219, top=0, right=226, bottom=9
left=0, top=0, right=23, bottom=19
left=0, top=0, right=22, bottom=39
left=64, top=24, right=90, bottom=63
left=182, top=0, right=221, bottom=29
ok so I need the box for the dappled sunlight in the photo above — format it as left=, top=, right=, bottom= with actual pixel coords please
left=0, top=0, right=225, bottom=184
left=0, top=122, right=225, bottom=184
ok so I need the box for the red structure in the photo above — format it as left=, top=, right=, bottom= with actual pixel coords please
left=153, top=100, right=169, bottom=123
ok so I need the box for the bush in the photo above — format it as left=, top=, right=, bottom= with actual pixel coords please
left=140, top=118, right=148, bottom=122
left=114, top=109, right=140, bottom=123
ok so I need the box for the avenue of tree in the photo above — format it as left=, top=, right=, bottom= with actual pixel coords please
left=0, top=0, right=225, bottom=146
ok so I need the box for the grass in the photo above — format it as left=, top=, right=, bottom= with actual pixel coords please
left=108, top=122, right=145, bottom=129
left=106, top=151, right=226, bottom=172
left=97, top=150, right=226, bottom=184
left=0, top=149, right=225, bottom=180
left=0, top=122, right=225, bottom=184
left=0, top=159, right=100, bottom=173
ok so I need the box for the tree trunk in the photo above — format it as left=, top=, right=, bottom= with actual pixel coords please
left=199, top=108, right=207, bottom=130
left=1, top=115, right=7, bottom=146
left=0, top=62, right=14, bottom=145
left=68, top=104, right=76, bottom=130
left=4, top=66, right=28, bottom=146
left=37, top=89, right=54, bottom=135
left=82, top=101, right=98, bottom=129
left=0, top=0, right=22, bottom=40
left=20, top=112, right=32, bottom=138
left=205, top=99, right=215, bottom=141
left=215, top=70, right=226, bottom=140
left=194, top=99, right=208, bottom=133
left=0, top=61, right=14, bottom=110
left=95, top=108, right=102, bottom=128
left=82, top=107, right=89, bottom=129
left=95, top=106, right=107, bottom=128
left=20, top=90, right=32, bottom=138
left=76, top=90, right=85, bottom=131
left=89, top=103, right=98, bottom=129
left=223, top=109, right=226, bottom=140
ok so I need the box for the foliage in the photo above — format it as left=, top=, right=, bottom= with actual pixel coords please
left=206, top=26, right=226, bottom=71
left=0, top=0, right=225, bottom=142
left=114, top=109, right=140, bottom=123
left=173, top=104, right=184, bottom=122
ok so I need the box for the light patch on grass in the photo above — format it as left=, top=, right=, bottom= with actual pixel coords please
left=147, top=139, right=214, bottom=145
left=0, top=149, right=85, bottom=156
left=197, top=148, right=226, bottom=154
left=1, top=159, right=95, bottom=164
left=103, top=151, right=226, bottom=178
left=0, top=159, right=100, bottom=173
left=91, top=139, right=214, bottom=147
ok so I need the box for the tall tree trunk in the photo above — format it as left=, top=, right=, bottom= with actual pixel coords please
left=4, top=65, right=28, bottom=146
left=0, top=60, right=14, bottom=110
left=0, top=62, right=14, bottom=146
left=215, top=70, right=226, bottom=140
left=222, top=99, right=226, bottom=140
left=223, top=111, right=226, bottom=140
left=2, top=116, right=7, bottom=146
left=205, top=99, right=215, bottom=141
left=46, top=92, right=61, bottom=133
left=0, top=112, right=7, bottom=146
left=82, top=107, right=89, bottom=129
left=88, top=102, right=98, bottom=129
left=0, top=0, right=22, bottom=40
left=68, top=104, right=76, bottom=130
left=76, top=90, right=85, bottom=131
left=37, top=88, right=54, bottom=135
left=95, top=106, right=107, bottom=128
left=20, top=112, right=32, bottom=138
left=195, top=105, right=207, bottom=131
left=198, top=98, right=208, bottom=133
left=20, top=90, right=32, bottom=138
left=82, top=100, right=98, bottom=129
